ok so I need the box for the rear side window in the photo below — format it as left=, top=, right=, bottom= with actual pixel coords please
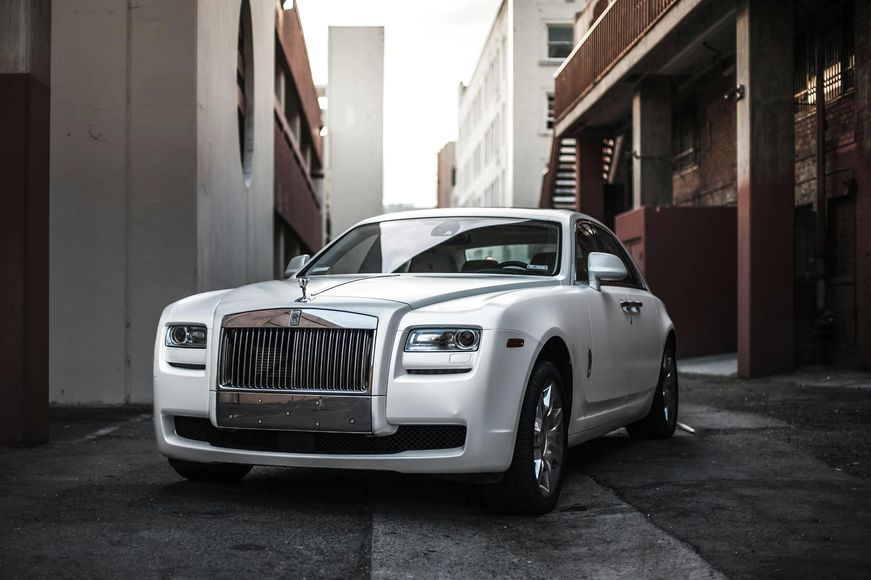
left=575, top=222, right=644, bottom=289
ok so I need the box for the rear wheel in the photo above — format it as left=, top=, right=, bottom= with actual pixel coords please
left=168, top=458, right=252, bottom=483
left=627, top=341, right=678, bottom=439
left=485, top=361, right=567, bottom=515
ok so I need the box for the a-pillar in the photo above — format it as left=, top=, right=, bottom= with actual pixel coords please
left=576, top=133, right=604, bottom=222
left=0, top=0, right=50, bottom=445
left=736, top=0, right=794, bottom=377
left=632, top=78, right=672, bottom=208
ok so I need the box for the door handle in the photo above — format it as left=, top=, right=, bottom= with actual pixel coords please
left=620, top=300, right=643, bottom=314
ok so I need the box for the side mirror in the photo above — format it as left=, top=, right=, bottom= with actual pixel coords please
left=587, top=252, right=627, bottom=291
left=284, top=254, right=310, bottom=278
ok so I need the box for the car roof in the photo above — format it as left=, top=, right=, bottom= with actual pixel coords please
left=359, top=207, right=589, bottom=226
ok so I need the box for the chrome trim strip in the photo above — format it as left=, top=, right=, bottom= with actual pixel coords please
left=222, top=308, right=377, bottom=330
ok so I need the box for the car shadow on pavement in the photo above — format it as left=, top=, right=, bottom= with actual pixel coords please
left=151, top=430, right=668, bottom=517
left=153, top=465, right=486, bottom=515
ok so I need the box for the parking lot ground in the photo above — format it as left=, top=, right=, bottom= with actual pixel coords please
left=2, top=371, right=870, bottom=579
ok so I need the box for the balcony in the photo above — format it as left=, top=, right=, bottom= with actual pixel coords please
left=554, top=0, right=680, bottom=125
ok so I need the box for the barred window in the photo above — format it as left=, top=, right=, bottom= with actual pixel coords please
left=794, top=0, right=855, bottom=113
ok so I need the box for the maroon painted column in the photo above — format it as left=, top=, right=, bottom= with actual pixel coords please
left=576, top=134, right=604, bottom=222
left=854, top=0, right=871, bottom=369
left=0, top=0, right=50, bottom=446
left=735, top=0, right=795, bottom=377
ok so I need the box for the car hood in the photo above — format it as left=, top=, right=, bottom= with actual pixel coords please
left=216, top=274, right=559, bottom=312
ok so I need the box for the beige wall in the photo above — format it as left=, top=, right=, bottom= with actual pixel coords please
left=50, top=0, right=274, bottom=404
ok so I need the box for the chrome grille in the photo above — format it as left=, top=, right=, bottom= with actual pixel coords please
left=218, top=327, right=374, bottom=392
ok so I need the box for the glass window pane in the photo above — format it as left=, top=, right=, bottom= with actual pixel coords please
left=304, top=218, right=562, bottom=277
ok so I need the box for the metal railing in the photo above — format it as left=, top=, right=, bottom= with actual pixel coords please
left=554, top=0, right=680, bottom=125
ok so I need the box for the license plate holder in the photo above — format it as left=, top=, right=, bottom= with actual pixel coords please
left=216, top=391, right=371, bottom=433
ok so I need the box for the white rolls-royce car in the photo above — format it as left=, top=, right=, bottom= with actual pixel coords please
left=154, top=208, right=677, bottom=514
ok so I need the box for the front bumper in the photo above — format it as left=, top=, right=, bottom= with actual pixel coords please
left=153, top=329, right=535, bottom=474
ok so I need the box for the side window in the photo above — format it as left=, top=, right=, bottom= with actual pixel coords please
left=575, top=222, right=598, bottom=282
left=592, top=228, right=643, bottom=289
left=575, top=221, right=643, bottom=289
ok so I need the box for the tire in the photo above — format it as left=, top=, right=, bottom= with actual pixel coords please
left=168, top=458, right=252, bottom=483
left=626, top=341, right=678, bottom=439
left=484, top=360, right=567, bottom=515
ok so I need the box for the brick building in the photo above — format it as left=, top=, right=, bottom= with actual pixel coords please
left=542, top=0, right=871, bottom=375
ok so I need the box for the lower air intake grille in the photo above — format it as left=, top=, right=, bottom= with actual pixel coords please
left=173, top=416, right=466, bottom=455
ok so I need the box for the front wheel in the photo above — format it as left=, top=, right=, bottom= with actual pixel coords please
left=627, top=342, right=678, bottom=439
left=168, top=458, right=252, bottom=483
left=484, top=360, right=567, bottom=515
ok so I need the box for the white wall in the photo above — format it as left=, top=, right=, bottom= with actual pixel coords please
left=326, top=26, right=384, bottom=238
left=455, top=2, right=508, bottom=208
left=51, top=0, right=149, bottom=404
left=454, top=0, right=584, bottom=209
left=196, top=0, right=274, bottom=291
left=511, top=0, right=582, bottom=209
left=50, top=0, right=274, bottom=404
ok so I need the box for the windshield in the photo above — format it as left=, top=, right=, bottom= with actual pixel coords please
left=302, top=217, right=562, bottom=277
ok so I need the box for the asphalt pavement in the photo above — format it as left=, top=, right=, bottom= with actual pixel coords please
left=1, top=372, right=870, bottom=579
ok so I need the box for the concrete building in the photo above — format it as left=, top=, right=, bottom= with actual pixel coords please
left=454, top=0, right=585, bottom=208
left=326, top=26, right=384, bottom=240
left=0, top=0, right=323, bottom=445
left=436, top=141, right=456, bottom=208
left=542, top=0, right=871, bottom=375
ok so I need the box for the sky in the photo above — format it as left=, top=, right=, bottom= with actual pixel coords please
left=295, top=0, right=502, bottom=209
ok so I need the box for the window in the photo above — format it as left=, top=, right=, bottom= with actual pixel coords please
left=794, top=0, right=855, bottom=113
left=547, top=25, right=573, bottom=59
left=237, top=0, right=255, bottom=185
left=303, top=218, right=562, bottom=277
left=546, top=93, right=555, bottom=129
left=671, top=108, right=697, bottom=174
left=575, top=221, right=643, bottom=288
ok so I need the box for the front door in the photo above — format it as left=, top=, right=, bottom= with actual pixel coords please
left=574, top=222, right=634, bottom=407
left=588, top=223, right=663, bottom=394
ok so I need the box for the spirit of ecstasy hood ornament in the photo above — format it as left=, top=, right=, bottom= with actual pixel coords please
left=296, top=277, right=310, bottom=303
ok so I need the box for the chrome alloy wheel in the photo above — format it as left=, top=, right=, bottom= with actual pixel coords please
left=661, top=351, right=678, bottom=424
left=532, top=382, right=564, bottom=497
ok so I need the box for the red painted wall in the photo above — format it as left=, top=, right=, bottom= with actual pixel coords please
left=617, top=206, right=738, bottom=359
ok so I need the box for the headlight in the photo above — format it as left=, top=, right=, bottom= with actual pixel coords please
left=165, top=325, right=207, bottom=348
left=405, top=328, right=481, bottom=352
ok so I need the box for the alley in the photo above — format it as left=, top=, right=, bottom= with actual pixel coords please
left=2, top=375, right=869, bottom=579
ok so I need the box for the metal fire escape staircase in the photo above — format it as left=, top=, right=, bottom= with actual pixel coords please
left=540, top=136, right=578, bottom=210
